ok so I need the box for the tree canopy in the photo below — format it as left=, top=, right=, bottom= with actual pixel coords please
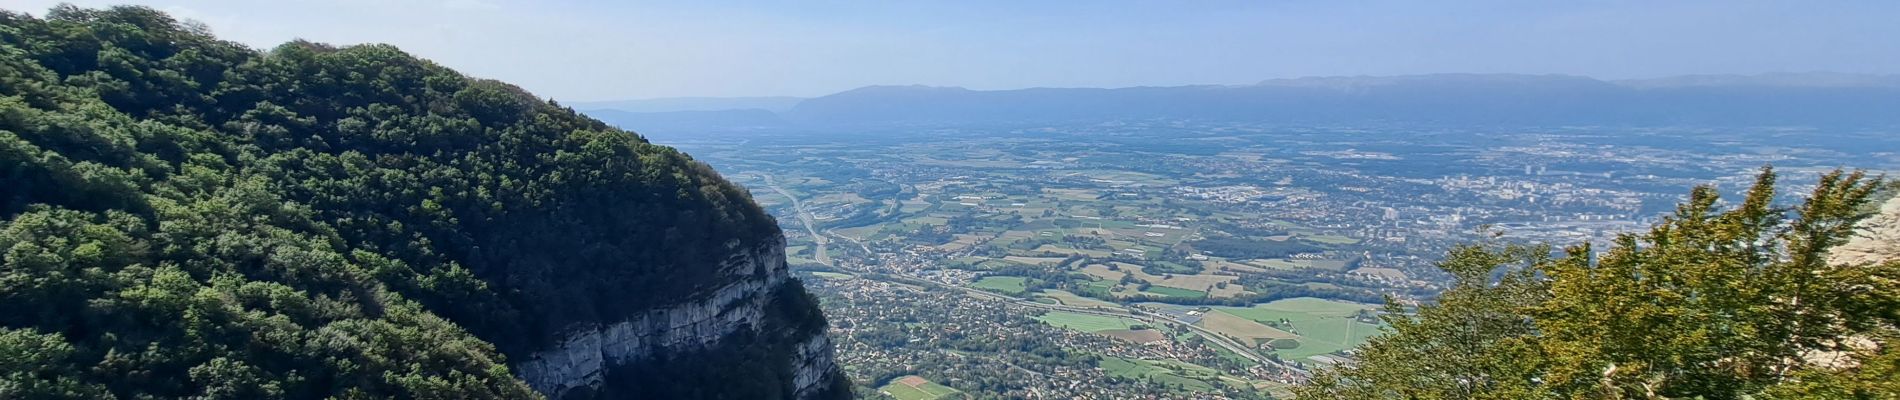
left=2, top=5, right=791, bottom=398
left=1298, top=168, right=1900, bottom=399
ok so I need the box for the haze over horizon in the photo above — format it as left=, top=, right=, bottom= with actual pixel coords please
left=14, top=0, right=1900, bottom=101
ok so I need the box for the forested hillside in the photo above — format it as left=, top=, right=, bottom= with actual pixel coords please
left=1, top=5, right=821, bottom=398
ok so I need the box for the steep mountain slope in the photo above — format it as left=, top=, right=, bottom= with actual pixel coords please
left=0, top=5, right=846, bottom=399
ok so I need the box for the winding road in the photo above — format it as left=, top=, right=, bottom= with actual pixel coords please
left=762, top=175, right=830, bottom=265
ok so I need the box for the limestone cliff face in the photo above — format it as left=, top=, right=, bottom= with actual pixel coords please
left=1830, top=193, right=1900, bottom=266
left=513, top=236, right=844, bottom=399
left=789, top=330, right=840, bottom=398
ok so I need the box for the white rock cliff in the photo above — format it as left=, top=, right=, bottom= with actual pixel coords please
left=512, top=237, right=838, bottom=398
left=1830, top=193, right=1900, bottom=266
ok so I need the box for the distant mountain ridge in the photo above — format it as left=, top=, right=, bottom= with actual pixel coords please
left=1614, top=72, right=1900, bottom=89
left=583, top=108, right=789, bottom=131
left=586, top=73, right=1900, bottom=134
left=781, top=73, right=1900, bottom=127
left=571, top=96, right=805, bottom=113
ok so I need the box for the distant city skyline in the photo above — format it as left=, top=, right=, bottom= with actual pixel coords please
left=13, top=0, right=1900, bottom=101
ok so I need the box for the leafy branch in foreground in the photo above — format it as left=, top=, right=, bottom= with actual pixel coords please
left=1299, top=168, right=1899, bottom=399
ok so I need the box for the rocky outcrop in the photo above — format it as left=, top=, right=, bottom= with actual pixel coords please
left=513, top=237, right=840, bottom=399
left=1830, top=193, right=1900, bottom=266
left=790, top=330, right=839, bottom=399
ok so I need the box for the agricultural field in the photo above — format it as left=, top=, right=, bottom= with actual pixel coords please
left=1076, top=263, right=1234, bottom=299
left=1097, top=356, right=1270, bottom=393
left=1139, top=286, right=1207, bottom=300
left=1032, top=310, right=1169, bottom=344
left=1099, top=357, right=1217, bottom=392
left=971, top=276, right=1032, bottom=294
left=1002, top=255, right=1068, bottom=266
left=807, top=271, right=855, bottom=280
left=1111, top=262, right=1237, bottom=292
left=1034, top=289, right=1121, bottom=309
left=1032, top=311, right=1147, bottom=333
left=1302, top=234, right=1360, bottom=245
left=1215, top=297, right=1385, bottom=363
left=1195, top=310, right=1298, bottom=348
left=1209, top=260, right=1270, bottom=273
left=1100, top=328, right=1169, bottom=344
left=1206, top=282, right=1248, bottom=297
left=1244, top=258, right=1353, bottom=271
left=878, top=375, right=963, bottom=400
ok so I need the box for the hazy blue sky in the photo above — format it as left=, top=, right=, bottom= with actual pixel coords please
left=14, top=1, right=1900, bottom=100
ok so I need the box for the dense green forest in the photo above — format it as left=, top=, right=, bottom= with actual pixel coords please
left=1299, top=169, right=1900, bottom=399
left=1, top=5, right=809, bottom=398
